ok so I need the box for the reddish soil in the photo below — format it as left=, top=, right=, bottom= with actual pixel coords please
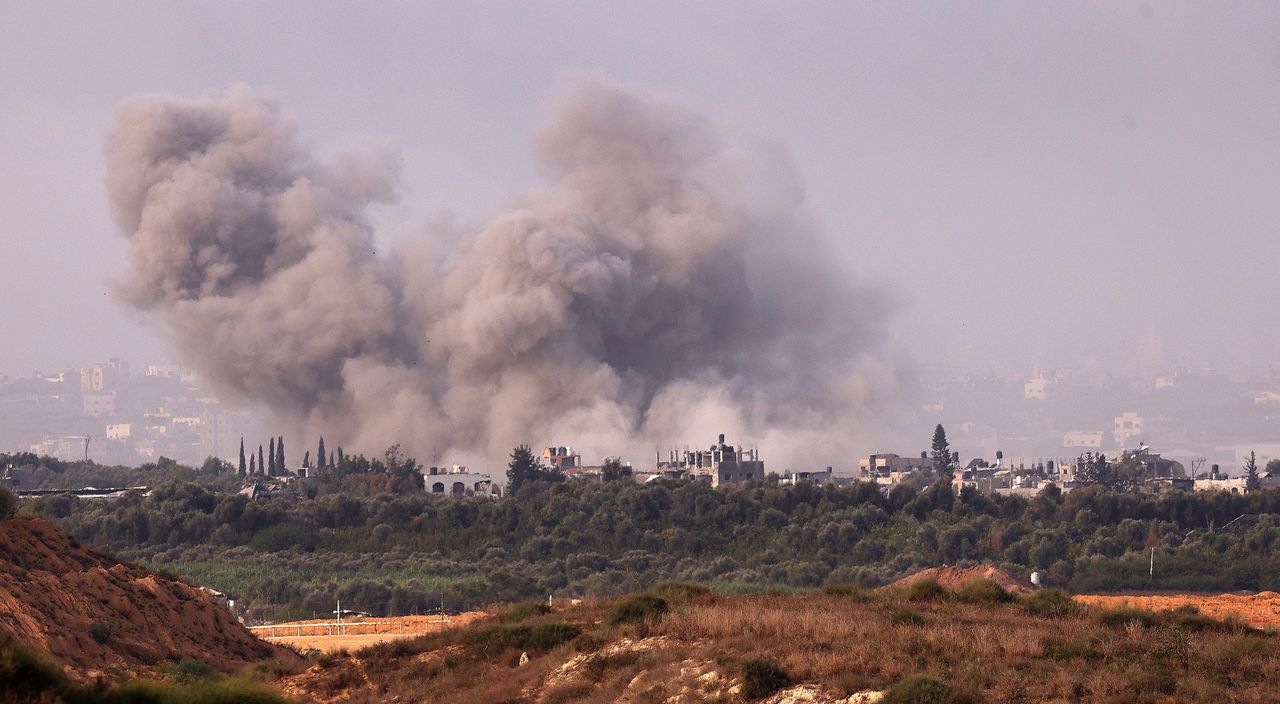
left=1075, top=592, right=1280, bottom=630
left=0, top=518, right=297, bottom=679
left=257, top=612, right=486, bottom=653
left=888, top=564, right=1036, bottom=595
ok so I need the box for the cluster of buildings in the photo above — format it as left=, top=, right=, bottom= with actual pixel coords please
left=1, top=358, right=253, bottom=466
left=921, top=365, right=1280, bottom=476
left=857, top=445, right=1280, bottom=497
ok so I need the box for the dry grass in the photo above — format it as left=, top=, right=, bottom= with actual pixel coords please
left=281, top=586, right=1280, bottom=704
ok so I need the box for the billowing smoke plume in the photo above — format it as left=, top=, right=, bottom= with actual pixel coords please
left=106, top=83, right=896, bottom=466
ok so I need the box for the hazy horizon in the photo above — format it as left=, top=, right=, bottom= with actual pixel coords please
left=4, top=4, right=1280, bottom=389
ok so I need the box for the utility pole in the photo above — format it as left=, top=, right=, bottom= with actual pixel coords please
left=1149, top=547, right=1155, bottom=578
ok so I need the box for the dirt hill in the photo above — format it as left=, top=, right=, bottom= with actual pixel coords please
left=279, top=584, right=1280, bottom=703
left=1076, top=591, right=1280, bottom=629
left=888, top=564, right=1035, bottom=595
left=0, top=518, right=295, bottom=679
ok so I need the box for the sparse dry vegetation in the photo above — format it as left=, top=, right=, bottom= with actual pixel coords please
left=274, top=581, right=1280, bottom=703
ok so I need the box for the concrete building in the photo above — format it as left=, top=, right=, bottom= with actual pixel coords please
left=1063, top=431, right=1103, bottom=449
left=656, top=434, right=764, bottom=487
left=105, top=423, right=131, bottom=440
left=780, top=467, right=840, bottom=486
left=82, top=393, right=116, bottom=417
left=542, top=446, right=580, bottom=471
left=80, top=358, right=129, bottom=392
left=423, top=465, right=500, bottom=498
left=858, top=452, right=935, bottom=484
left=1113, top=412, right=1144, bottom=446
left=199, top=410, right=256, bottom=463
left=1024, top=376, right=1047, bottom=400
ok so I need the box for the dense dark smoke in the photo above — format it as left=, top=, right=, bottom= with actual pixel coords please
left=106, top=83, right=896, bottom=466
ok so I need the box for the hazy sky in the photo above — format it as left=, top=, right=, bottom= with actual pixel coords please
left=3, top=1, right=1279, bottom=379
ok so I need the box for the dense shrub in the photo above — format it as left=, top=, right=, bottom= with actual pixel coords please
left=882, top=674, right=956, bottom=704
left=1096, top=607, right=1160, bottom=629
left=90, top=620, right=119, bottom=644
left=499, top=600, right=551, bottom=623
left=648, top=582, right=711, bottom=603
left=0, top=631, right=288, bottom=704
left=1022, top=590, right=1077, bottom=618
left=156, top=658, right=217, bottom=683
left=822, top=583, right=873, bottom=601
left=954, top=579, right=1012, bottom=604
left=1041, top=638, right=1101, bottom=660
left=907, top=578, right=949, bottom=603
left=0, top=486, right=17, bottom=519
left=472, top=622, right=581, bottom=651
left=740, top=657, right=790, bottom=699
left=0, top=633, right=64, bottom=702
left=606, top=595, right=669, bottom=625
left=889, top=607, right=925, bottom=626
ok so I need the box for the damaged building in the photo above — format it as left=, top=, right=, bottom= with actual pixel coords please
left=653, top=433, right=764, bottom=487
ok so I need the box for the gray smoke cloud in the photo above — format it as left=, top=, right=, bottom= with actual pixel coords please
left=106, top=82, right=897, bottom=467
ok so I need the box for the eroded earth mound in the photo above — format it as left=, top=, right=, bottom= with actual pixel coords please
left=888, top=564, right=1036, bottom=594
left=0, top=518, right=295, bottom=678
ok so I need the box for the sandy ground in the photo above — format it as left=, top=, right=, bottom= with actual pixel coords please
left=1075, top=591, right=1280, bottom=629
left=255, top=611, right=485, bottom=653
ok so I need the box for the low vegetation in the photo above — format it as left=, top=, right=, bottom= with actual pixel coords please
left=0, top=632, right=288, bottom=704
left=269, top=581, right=1280, bottom=703
left=740, top=657, right=790, bottom=698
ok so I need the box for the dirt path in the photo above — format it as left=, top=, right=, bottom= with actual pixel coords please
left=1075, top=592, right=1280, bottom=629
left=255, top=612, right=485, bottom=653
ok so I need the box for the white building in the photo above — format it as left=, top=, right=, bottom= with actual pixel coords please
left=105, top=423, right=131, bottom=440
left=1024, top=376, right=1047, bottom=400
left=422, top=466, right=500, bottom=497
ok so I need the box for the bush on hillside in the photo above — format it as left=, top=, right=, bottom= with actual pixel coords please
left=0, top=486, right=16, bottom=519
left=740, top=657, right=790, bottom=699
left=955, top=579, right=1013, bottom=604
left=883, top=674, right=965, bottom=704
left=1095, top=607, right=1160, bottom=629
left=648, top=582, right=711, bottom=603
left=471, top=622, right=581, bottom=651
left=906, top=578, right=949, bottom=603
left=607, top=595, right=669, bottom=626
left=1022, top=590, right=1078, bottom=618
left=499, top=600, right=551, bottom=623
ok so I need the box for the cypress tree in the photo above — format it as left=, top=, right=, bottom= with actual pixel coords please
left=303, top=450, right=311, bottom=469
left=238, top=438, right=246, bottom=476
left=317, top=437, right=326, bottom=470
left=268, top=437, right=276, bottom=476
left=276, top=435, right=285, bottom=473
left=930, top=424, right=953, bottom=479
left=249, top=455, right=256, bottom=474
left=258, top=445, right=265, bottom=476
left=1245, top=451, right=1261, bottom=492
